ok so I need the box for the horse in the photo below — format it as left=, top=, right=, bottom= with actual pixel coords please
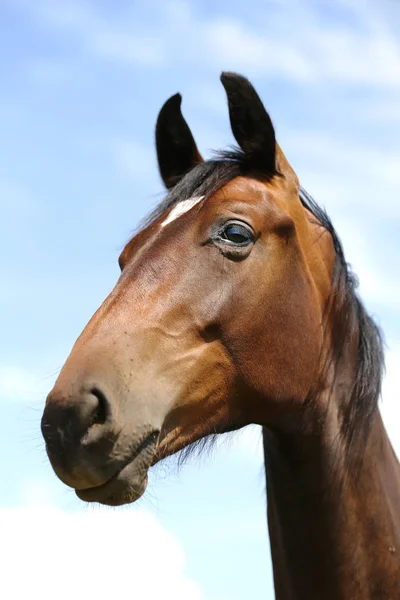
left=41, top=72, right=400, bottom=599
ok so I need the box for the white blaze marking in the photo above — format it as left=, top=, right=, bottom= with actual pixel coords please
left=161, top=196, right=204, bottom=228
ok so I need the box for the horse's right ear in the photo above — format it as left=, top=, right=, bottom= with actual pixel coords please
left=220, top=72, right=276, bottom=175
left=155, top=93, right=203, bottom=190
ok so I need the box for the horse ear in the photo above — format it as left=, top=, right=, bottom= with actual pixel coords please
left=155, top=93, right=203, bottom=190
left=220, top=72, right=276, bottom=175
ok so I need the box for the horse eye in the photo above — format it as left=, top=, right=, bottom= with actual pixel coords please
left=219, top=223, right=253, bottom=245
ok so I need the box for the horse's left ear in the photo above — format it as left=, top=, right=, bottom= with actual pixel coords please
left=220, top=72, right=276, bottom=175
left=156, top=93, right=203, bottom=190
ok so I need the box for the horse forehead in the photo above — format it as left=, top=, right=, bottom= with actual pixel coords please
left=214, top=177, right=269, bottom=202
left=211, top=176, right=297, bottom=211
left=206, top=177, right=304, bottom=230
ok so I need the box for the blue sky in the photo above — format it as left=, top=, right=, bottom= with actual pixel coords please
left=1, top=1, right=400, bottom=598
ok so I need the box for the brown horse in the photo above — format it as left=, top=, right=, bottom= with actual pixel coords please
left=41, top=73, right=400, bottom=599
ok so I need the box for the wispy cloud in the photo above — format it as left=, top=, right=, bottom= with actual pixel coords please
left=202, top=18, right=314, bottom=80
left=337, top=224, right=400, bottom=313
left=10, top=0, right=400, bottom=87
left=380, top=346, right=400, bottom=460
left=283, top=130, right=400, bottom=215
left=0, top=500, right=203, bottom=599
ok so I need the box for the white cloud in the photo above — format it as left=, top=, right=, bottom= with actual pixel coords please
left=346, top=251, right=400, bottom=313
left=295, top=1, right=400, bottom=87
left=203, top=19, right=313, bottom=80
left=198, top=0, right=400, bottom=87
left=380, top=346, right=400, bottom=460
left=283, top=129, right=400, bottom=209
left=11, top=0, right=400, bottom=87
left=0, top=501, right=203, bottom=600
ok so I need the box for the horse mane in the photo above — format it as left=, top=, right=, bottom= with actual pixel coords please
left=299, top=187, right=384, bottom=457
left=143, top=150, right=384, bottom=463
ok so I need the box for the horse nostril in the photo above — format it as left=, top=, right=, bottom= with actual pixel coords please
left=89, top=387, right=110, bottom=427
left=41, top=385, right=114, bottom=453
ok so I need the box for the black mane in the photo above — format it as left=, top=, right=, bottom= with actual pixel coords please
left=299, top=187, right=384, bottom=456
left=144, top=150, right=384, bottom=459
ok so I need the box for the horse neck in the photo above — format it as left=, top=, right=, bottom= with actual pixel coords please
left=263, top=381, right=400, bottom=600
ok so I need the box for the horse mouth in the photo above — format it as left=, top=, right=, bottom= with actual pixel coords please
left=75, top=431, right=159, bottom=506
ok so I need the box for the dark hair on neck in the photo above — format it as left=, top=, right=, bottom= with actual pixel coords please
left=299, top=187, right=384, bottom=458
left=146, top=150, right=384, bottom=464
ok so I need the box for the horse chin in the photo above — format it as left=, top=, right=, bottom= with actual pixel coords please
left=75, top=432, right=158, bottom=506
left=76, top=473, right=149, bottom=506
